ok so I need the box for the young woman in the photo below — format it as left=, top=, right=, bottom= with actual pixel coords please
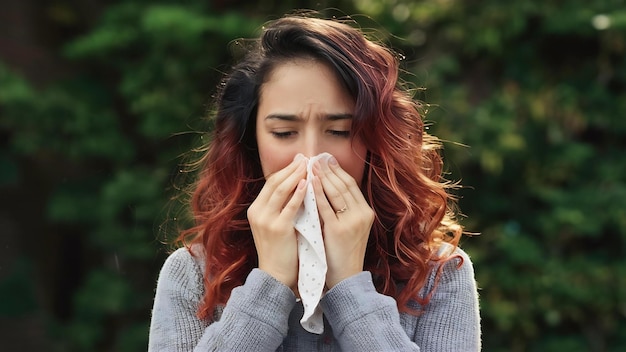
left=149, top=13, right=481, bottom=351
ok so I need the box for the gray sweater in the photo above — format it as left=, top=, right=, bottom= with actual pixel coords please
left=148, top=245, right=480, bottom=351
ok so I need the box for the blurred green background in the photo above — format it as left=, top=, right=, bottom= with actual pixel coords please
left=1, top=0, right=625, bottom=351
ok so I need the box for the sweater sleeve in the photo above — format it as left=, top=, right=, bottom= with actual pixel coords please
left=320, top=272, right=420, bottom=351
left=148, top=248, right=296, bottom=352
left=320, top=246, right=481, bottom=352
left=412, top=247, right=481, bottom=351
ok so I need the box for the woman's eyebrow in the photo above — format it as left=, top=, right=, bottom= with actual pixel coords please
left=325, top=113, right=353, bottom=121
left=264, top=113, right=301, bottom=121
left=264, top=113, right=354, bottom=121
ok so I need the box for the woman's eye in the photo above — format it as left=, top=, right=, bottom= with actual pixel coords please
left=329, top=130, right=351, bottom=137
left=271, top=131, right=295, bottom=139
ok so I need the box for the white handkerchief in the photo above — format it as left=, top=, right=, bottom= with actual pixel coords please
left=294, top=152, right=331, bottom=334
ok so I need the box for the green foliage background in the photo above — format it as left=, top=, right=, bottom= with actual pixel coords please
left=1, top=0, right=624, bottom=350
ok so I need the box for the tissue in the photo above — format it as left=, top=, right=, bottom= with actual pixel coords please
left=293, top=152, right=332, bottom=334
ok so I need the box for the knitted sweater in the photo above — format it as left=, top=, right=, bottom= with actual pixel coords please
left=148, top=244, right=481, bottom=351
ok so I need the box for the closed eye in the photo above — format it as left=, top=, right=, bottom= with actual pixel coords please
left=271, top=131, right=296, bottom=139
left=328, top=130, right=351, bottom=137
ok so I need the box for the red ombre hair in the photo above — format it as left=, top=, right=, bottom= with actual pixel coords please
left=178, top=13, right=463, bottom=320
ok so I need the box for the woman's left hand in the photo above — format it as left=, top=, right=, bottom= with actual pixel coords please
left=312, top=155, right=375, bottom=289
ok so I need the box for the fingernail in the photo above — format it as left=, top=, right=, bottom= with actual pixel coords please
left=329, top=156, right=338, bottom=166
left=294, top=153, right=305, bottom=162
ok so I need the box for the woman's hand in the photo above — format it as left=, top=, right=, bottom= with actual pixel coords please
left=247, top=154, right=307, bottom=290
left=312, top=155, right=375, bottom=289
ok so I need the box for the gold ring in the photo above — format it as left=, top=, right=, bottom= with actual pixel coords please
left=336, top=205, right=348, bottom=214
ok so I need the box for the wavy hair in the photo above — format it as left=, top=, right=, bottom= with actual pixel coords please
left=178, top=13, right=463, bottom=320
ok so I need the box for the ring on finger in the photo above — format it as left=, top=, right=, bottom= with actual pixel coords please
left=335, top=204, right=348, bottom=214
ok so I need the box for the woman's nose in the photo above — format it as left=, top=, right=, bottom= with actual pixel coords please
left=302, top=136, right=322, bottom=158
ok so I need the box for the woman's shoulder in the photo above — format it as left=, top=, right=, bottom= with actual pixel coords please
left=157, top=244, right=206, bottom=297
left=429, top=242, right=476, bottom=288
left=436, top=242, right=473, bottom=265
left=160, top=244, right=205, bottom=272
left=401, top=242, right=479, bottom=315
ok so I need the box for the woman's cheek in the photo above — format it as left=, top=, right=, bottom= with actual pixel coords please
left=260, top=152, right=299, bottom=178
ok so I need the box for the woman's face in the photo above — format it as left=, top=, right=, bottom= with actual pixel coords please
left=256, top=59, right=367, bottom=184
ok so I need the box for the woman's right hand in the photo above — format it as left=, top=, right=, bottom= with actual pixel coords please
left=247, top=154, right=307, bottom=291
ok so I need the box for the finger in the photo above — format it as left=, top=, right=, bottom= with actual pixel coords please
left=325, top=156, right=368, bottom=203
left=264, top=163, right=307, bottom=213
left=280, top=179, right=307, bottom=219
left=311, top=175, right=337, bottom=221
left=313, top=158, right=355, bottom=212
left=257, top=155, right=306, bottom=205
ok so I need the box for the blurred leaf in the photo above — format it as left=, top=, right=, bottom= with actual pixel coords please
left=0, top=258, right=38, bottom=316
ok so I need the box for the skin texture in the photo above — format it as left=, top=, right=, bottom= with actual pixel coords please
left=247, top=59, right=374, bottom=291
